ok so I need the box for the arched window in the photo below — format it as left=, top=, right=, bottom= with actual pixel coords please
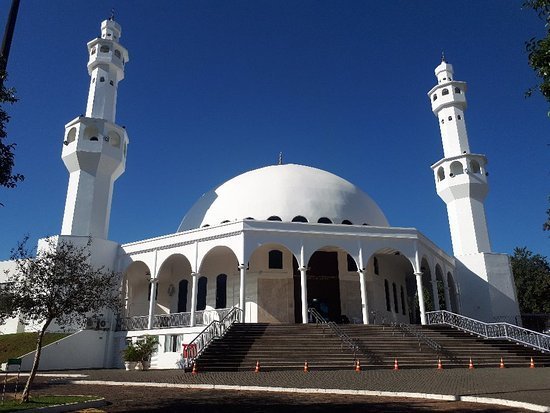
left=373, top=256, right=379, bottom=275
left=244, top=217, right=254, bottom=220
left=347, top=254, right=357, bottom=272
left=470, top=159, right=481, bottom=174
left=91, top=47, right=96, bottom=55
left=292, top=215, right=308, bottom=223
left=432, top=94, right=437, bottom=101
left=454, top=87, right=461, bottom=94
left=318, top=217, right=332, bottom=224
left=392, top=282, right=399, bottom=313
left=437, top=166, right=445, bottom=182
left=84, top=126, right=99, bottom=142
left=400, top=286, right=406, bottom=315
left=267, top=216, right=282, bottom=221
left=108, top=131, right=121, bottom=148
left=66, top=127, right=77, bottom=144
left=341, top=220, right=353, bottom=225
left=201, top=224, right=210, bottom=228
left=450, top=161, right=464, bottom=176
left=268, top=250, right=283, bottom=269
left=100, top=45, right=110, bottom=53
left=100, top=77, right=105, bottom=82
left=177, top=280, right=188, bottom=313
left=384, top=280, right=391, bottom=311
left=114, top=49, right=121, bottom=59
left=196, top=276, right=207, bottom=311
left=221, top=220, right=230, bottom=224
left=442, top=88, right=449, bottom=96
left=215, top=274, right=227, bottom=309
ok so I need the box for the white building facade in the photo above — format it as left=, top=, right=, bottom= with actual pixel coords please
left=0, top=19, right=520, bottom=370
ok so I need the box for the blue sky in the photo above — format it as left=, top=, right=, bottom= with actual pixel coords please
left=0, top=1, right=548, bottom=260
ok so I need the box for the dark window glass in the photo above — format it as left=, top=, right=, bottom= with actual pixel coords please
left=196, top=276, right=207, bottom=311
left=384, top=280, right=391, bottom=311
left=269, top=250, right=283, bottom=269
left=178, top=280, right=188, bottom=312
left=216, top=274, right=227, bottom=309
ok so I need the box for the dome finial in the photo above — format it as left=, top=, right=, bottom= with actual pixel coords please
left=109, top=8, right=115, bottom=21
left=441, top=51, right=446, bottom=63
left=278, top=152, right=283, bottom=165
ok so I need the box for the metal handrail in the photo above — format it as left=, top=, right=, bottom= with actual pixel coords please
left=307, top=308, right=360, bottom=359
left=395, top=322, right=442, bottom=353
left=184, top=306, right=243, bottom=364
left=427, top=310, right=550, bottom=353
left=116, top=308, right=235, bottom=331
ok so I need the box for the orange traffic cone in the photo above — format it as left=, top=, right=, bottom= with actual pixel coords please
left=437, top=358, right=443, bottom=370
left=304, top=360, right=309, bottom=372
left=393, top=358, right=399, bottom=370
left=530, top=357, right=535, bottom=368
left=255, top=360, right=260, bottom=373
left=355, top=359, right=361, bottom=372
left=468, top=358, right=474, bottom=369
left=499, top=357, right=505, bottom=369
left=192, top=362, right=197, bottom=375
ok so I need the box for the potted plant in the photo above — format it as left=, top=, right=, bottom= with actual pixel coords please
left=122, top=343, right=141, bottom=371
left=135, top=335, right=158, bottom=370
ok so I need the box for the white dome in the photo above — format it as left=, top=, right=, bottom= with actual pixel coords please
left=178, top=164, right=388, bottom=231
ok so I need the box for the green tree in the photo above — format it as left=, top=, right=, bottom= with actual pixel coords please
left=524, top=1, right=550, bottom=106
left=1, top=237, right=120, bottom=403
left=0, top=68, right=22, bottom=199
left=510, top=247, right=550, bottom=313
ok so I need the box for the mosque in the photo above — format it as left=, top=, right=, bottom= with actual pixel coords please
left=0, top=17, right=520, bottom=370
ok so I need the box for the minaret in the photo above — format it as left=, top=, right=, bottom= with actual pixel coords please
left=428, top=58, right=491, bottom=256
left=60, top=17, right=129, bottom=239
left=428, top=58, right=520, bottom=322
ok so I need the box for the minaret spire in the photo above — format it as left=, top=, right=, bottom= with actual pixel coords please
left=60, top=18, right=130, bottom=239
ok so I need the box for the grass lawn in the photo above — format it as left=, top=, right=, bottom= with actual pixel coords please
left=0, top=395, right=98, bottom=412
left=0, top=333, right=69, bottom=363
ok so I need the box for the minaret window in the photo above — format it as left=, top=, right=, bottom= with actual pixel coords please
left=91, top=48, right=96, bottom=55
left=115, top=50, right=121, bottom=59
left=457, top=115, right=462, bottom=120
left=450, top=161, right=464, bottom=176
left=470, top=159, right=481, bottom=174
left=100, top=77, right=105, bottom=82
left=437, top=167, right=445, bottom=181
left=448, top=116, right=452, bottom=121
left=454, top=87, right=461, bottom=94
left=84, top=126, right=99, bottom=141
left=442, top=88, right=449, bottom=96
left=432, top=94, right=437, bottom=101
left=66, top=127, right=77, bottom=144
left=110, top=80, right=114, bottom=86
left=108, top=131, right=121, bottom=148
left=100, top=45, right=110, bottom=53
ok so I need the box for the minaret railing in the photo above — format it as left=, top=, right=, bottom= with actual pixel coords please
left=427, top=310, right=550, bottom=353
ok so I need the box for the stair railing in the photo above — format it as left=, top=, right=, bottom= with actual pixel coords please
left=427, top=310, right=550, bottom=353
left=307, top=308, right=361, bottom=360
left=184, top=306, right=243, bottom=365
left=394, top=322, right=460, bottom=363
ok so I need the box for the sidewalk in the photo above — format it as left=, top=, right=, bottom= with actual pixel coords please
left=51, top=367, right=550, bottom=411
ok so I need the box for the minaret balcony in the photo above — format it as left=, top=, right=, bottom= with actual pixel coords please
left=87, top=39, right=128, bottom=74
left=428, top=81, right=467, bottom=113
left=62, top=116, right=128, bottom=175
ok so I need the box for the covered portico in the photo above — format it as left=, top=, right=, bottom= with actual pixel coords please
left=118, top=219, right=457, bottom=330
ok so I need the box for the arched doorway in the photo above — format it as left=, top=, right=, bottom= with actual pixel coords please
left=306, top=248, right=342, bottom=322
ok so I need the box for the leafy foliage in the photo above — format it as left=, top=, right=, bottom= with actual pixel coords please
left=0, top=68, right=23, bottom=196
left=511, top=247, right=550, bottom=313
left=1, top=236, right=121, bottom=402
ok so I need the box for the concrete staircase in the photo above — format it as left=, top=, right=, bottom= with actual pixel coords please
left=194, top=323, right=550, bottom=372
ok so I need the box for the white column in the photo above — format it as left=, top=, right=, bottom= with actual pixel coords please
left=299, top=266, right=308, bottom=323
left=147, top=279, right=157, bottom=329
left=415, top=272, right=427, bottom=325
left=238, top=264, right=246, bottom=322
left=190, top=272, right=198, bottom=327
left=358, top=270, right=369, bottom=324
